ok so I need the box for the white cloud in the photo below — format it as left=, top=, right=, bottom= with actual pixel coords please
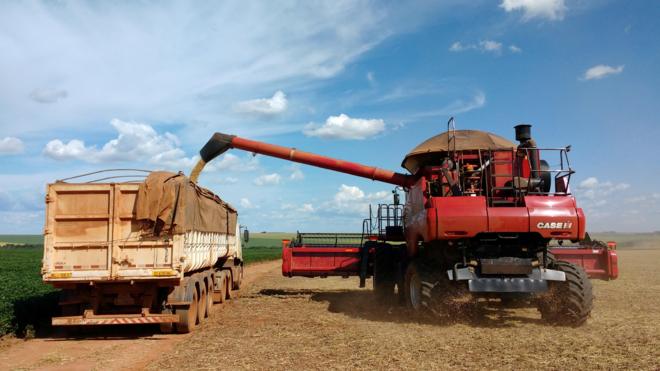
left=0, top=2, right=440, bottom=137
left=449, top=40, right=514, bottom=55
left=366, top=71, right=376, bottom=84
left=299, top=203, right=315, bottom=213
left=574, top=177, right=630, bottom=201
left=303, top=114, right=385, bottom=140
left=43, top=119, right=184, bottom=164
left=29, top=88, right=68, bottom=103
left=330, top=184, right=390, bottom=215
left=240, top=198, right=256, bottom=209
left=581, top=65, right=624, bottom=81
left=500, top=0, right=566, bottom=21
left=206, top=153, right=259, bottom=172
left=480, top=40, right=502, bottom=53
left=0, top=137, right=25, bottom=154
left=289, top=165, right=305, bottom=180
left=412, top=91, right=486, bottom=118
left=234, top=91, right=288, bottom=116
left=253, top=173, right=281, bottom=186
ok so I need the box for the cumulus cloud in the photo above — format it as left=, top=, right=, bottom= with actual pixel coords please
left=509, top=45, right=522, bottom=53
left=330, top=184, right=390, bottom=215
left=0, top=137, right=25, bottom=154
left=500, top=0, right=566, bottom=21
left=43, top=119, right=184, bottom=164
left=29, top=88, right=68, bottom=103
left=303, top=114, right=385, bottom=140
left=581, top=65, right=624, bottom=81
left=253, top=173, right=281, bottom=186
left=234, top=91, right=288, bottom=116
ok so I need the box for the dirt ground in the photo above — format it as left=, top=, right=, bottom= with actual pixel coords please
left=1, top=250, right=659, bottom=370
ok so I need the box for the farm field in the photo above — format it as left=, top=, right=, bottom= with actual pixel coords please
left=0, top=234, right=658, bottom=370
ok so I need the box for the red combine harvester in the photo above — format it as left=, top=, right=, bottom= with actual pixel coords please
left=198, top=122, right=618, bottom=325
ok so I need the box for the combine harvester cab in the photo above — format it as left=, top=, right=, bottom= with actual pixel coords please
left=197, top=121, right=618, bottom=325
left=42, top=170, right=244, bottom=333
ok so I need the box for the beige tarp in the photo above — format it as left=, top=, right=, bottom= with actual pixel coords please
left=136, top=171, right=237, bottom=235
left=401, top=130, right=516, bottom=173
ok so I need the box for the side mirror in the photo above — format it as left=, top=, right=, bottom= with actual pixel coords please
left=243, top=228, right=250, bottom=243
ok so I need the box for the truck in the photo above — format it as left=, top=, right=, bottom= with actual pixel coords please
left=41, top=170, right=244, bottom=333
left=195, top=121, right=618, bottom=325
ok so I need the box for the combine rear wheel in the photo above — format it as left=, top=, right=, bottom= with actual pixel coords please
left=538, top=261, right=593, bottom=326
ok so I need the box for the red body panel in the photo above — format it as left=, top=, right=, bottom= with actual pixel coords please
left=282, top=241, right=618, bottom=281
left=282, top=244, right=363, bottom=278
left=550, top=247, right=618, bottom=280
left=431, top=197, right=488, bottom=238
left=407, top=195, right=582, bottom=243
left=488, top=207, right=530, bottom=233
left=527, top=196, right=580, bottom=239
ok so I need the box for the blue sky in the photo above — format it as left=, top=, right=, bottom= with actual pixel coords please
left=1, top=0, right=658, bottom=234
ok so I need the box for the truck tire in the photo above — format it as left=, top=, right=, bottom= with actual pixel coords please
left=160, top=308, right=174, bottom=333
left=538, top=260, right=593, bottom=326
left=205, top=278, right=214, bottom=318
left=212, top=272, right=225, bottom=303
left=404, top=261, right=422, bottom=310
left=232, top=265, right=243, bottom=290
left=198, top=285, right=208, bottom=323
left=176, top=289, right=198, bottom=333
left=373, top=246, right=396, bottom=302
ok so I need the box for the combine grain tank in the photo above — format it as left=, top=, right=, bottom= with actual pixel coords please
left=42, top=171, right=243, bottom=333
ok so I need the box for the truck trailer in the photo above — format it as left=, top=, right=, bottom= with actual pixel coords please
left=41, top=170, right=243, bottom=333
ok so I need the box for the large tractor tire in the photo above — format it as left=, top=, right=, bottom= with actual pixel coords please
left=404, top=261, right=423, bottom=310
left=538, top=260, right=593, bottom=326
left=373, top=245, right=396, bottom=302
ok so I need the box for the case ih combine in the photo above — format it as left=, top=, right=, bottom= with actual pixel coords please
left=196, top=122, right=617, bottom=325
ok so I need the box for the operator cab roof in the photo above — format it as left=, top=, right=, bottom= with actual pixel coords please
left=402, top=130, right=516, bottom=173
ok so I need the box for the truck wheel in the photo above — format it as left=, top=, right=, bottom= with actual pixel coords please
left=159, top=308, right=174, bottom=333
left=232, top=265, right=243, bottom=290
left=538, top=260, right=593, bottom=326
left=205, top=278, right=214, bottom=318
left=404, top=261, right=423, bottom=310
left=198, top=285, right=208, bottom=322
left=225, top=272, right=234, bottom=300
left=176, top=289, right=198, bottom=333
left=221, top=272, right=229, bottom=302
left=373, top=246, right=396, bottom=302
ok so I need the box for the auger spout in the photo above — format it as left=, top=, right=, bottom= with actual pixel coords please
left=190, top=132, right=415, bottom=187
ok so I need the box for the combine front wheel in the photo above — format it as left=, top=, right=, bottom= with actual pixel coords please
left=373, top=246, right=396, bottom=302
left=538, top=261, right=593, bottom=326
left=404, top=261, right=423, bottom=310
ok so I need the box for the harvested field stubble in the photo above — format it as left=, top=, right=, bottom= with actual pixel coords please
left=151, top=249, right=660, bottom=370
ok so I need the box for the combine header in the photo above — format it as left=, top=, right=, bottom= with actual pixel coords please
left=197, top=121, right=618, bottom=325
